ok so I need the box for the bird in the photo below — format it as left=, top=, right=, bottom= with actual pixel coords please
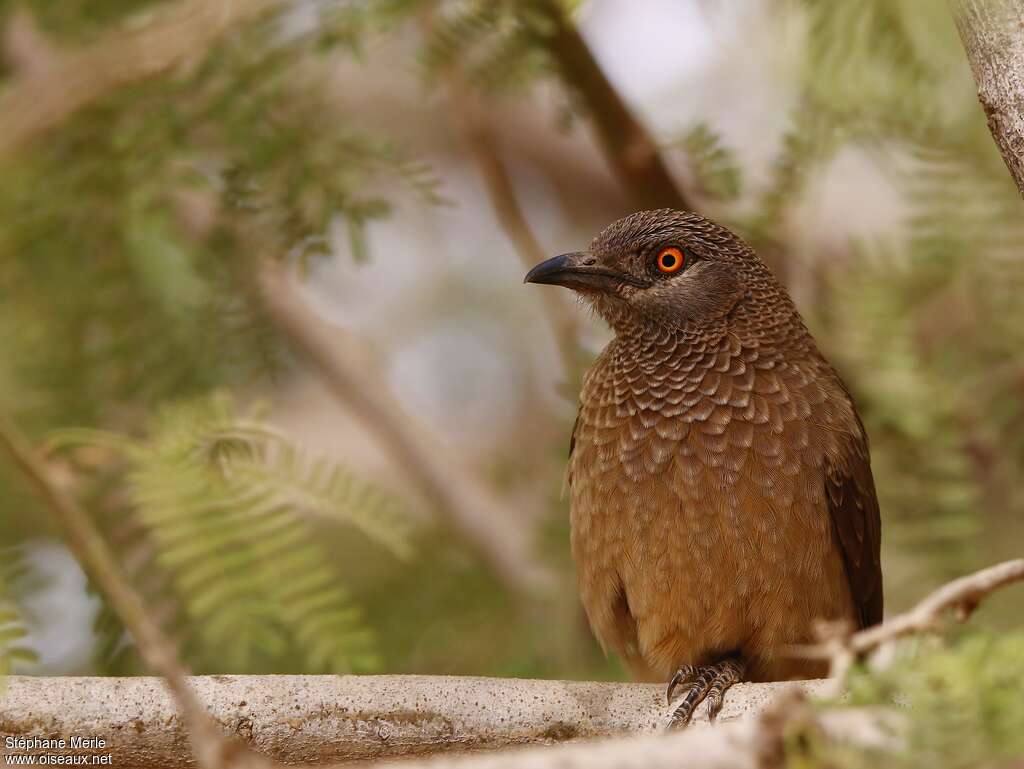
left=524, top=209, right=882, bottom=727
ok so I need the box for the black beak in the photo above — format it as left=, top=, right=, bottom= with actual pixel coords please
left=524, top=252, right=623, bottom=292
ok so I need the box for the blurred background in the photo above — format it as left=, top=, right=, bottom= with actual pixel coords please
left=1, top=0, right=1022, bottom=681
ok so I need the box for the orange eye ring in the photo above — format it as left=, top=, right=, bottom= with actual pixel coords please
left=656, top=246, right=685, bottom=274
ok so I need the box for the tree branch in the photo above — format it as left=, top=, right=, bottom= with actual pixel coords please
left=0, top=0, right=285, bottom=159
left=0, top=675, right=828, bottom=767
left=951, top=0, right=1024, bottom=198
left=352, top=703, right=898, bottom=769
left=0, top=415, right=265, bottom=769
left=258, top=263, right=557, bottom=597
left=800, top=558, right=1024, bottom=681
left=847, top=558, right=1024, bottom=653
left=530, top=0, right=692, bottom=212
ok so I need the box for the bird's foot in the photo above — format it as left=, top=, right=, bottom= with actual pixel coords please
left=665, top=656, right=745, bottom=729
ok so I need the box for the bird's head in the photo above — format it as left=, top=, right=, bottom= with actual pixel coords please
left=525, top=209, right=771, bottom=334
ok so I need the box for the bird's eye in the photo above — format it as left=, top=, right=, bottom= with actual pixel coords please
left=656, top=246, right=685, bottom=274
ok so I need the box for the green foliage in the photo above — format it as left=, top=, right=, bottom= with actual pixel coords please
left=801, top=4, right=1024, bottom=588
left=0, top=547, right=38, bottom=680
left=0, top=0, right=450, bottom=678
left=0, top=0, right=169, bottom=42
left=0, top=0, right=444, bottom=527
left=829, top=148, right=1024, bottom=579
left=695, top=0, right=1024, bottom=599
left=849, top=633, right=1024, bottom=759
left=742, top=106, right=840, bottom=250
left=678, top=123, right=742, bottom=203
left=788, top=632, right=1024, bottom=769
left=194, top=33, right=448, bottom=263
left=419, top=0, right=559, bottom=94
left=801, top=0, right=981, bottom=150
left=50, top=392, right=410, bottom=673
left=0, top=5, right=442, bottom=402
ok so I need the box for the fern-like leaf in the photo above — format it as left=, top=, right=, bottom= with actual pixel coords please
left=419, top=0, right=557, bottom=94
left=51, top=392, right=410, bottom=673
left=0, top=547, right=38, bottom=680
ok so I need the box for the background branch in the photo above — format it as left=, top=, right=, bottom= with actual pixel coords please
left=447, top=72, right=583, bottom=382
left=258, top=263, right=557, bottom=597
left=530, top=0, right=692, bottom=212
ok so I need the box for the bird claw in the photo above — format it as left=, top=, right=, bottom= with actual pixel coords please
left=666, top=664, right=698, bottom=704
left=665, top=657, right=744, bottom=729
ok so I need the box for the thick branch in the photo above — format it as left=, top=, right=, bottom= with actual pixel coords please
left=354, top=705, right=898, bottom=769
left=0, top=416, right=261, bottom=769
left=531, top=0, right=692, bottom=211
left=951, top=0, right=1024, bottom=198
left=0, top=675, right=827, bottom=767
left=358, top=725, right=762, bottom=769
left=258, top=264, right=557, bottom=597
left=0, top=0, right=284, bottom=159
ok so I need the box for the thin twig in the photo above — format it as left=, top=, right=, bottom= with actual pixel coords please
left=846, top=558, right=1024, bottom=655
left=798, top=558, right=1024, bottom=681
left=0, top=413, right=268, bottom=769
left=258, top=262, right=557, bottom=597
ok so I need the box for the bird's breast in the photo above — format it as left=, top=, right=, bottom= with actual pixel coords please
left=568, top=333, right=856, bottom=679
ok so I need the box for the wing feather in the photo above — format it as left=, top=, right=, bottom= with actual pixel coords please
left=825, top=432, right=883, bottom=628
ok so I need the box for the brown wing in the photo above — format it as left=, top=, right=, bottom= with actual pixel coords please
left=825, top=427, right=883, bottom=628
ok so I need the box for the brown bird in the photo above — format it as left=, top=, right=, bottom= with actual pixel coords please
left=525, top=209, right=882, bottom=727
